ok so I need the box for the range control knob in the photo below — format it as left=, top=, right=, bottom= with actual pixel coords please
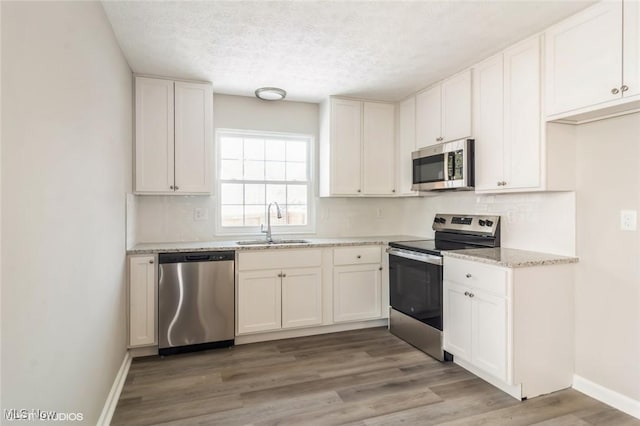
left=485, top=220, right=494, bottom=227
left=478, top=219, right=486, bottom=226
left=439, top=217, right=446, bottom=224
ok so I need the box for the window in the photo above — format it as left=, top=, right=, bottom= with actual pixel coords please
left=216, top=129, right=314, bottom=234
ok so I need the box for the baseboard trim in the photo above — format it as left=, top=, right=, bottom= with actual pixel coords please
left=97, top=351, right=132, bottom=426
left=573, top=374, right=640, bottom=420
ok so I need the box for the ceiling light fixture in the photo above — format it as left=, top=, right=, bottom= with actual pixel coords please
left=255, top=87, right=286, bottom=101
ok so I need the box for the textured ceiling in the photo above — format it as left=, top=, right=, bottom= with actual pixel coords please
left=102, top=1, right=594, bottom=103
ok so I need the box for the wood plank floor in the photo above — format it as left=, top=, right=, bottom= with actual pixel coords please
left=113, top=327, right=639, bottom=426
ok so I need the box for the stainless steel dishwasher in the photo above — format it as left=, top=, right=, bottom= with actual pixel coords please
left=158, top=251, right=234, bottom=355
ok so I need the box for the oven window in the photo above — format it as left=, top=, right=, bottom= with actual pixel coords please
left=413, top=153, right=444, bottom=184
left=389, top=254, right=443, bottom=330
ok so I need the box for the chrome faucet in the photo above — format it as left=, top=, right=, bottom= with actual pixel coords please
left=261, top=202, right=282, bottom=243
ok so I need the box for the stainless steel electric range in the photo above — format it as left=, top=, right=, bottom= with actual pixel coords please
left=387, top=213, right=501, bottom=361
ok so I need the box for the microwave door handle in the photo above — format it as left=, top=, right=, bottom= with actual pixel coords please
left=443, top=151, right=449, bottom=182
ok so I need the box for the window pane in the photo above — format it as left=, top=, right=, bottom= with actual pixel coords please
left=244, top=138, right=264, bottom=160
left=244, top=205, right=265, bottom=226
left=221, top=183, right=243, bottom=205
left=221, top=205, right=243, bottom=227
left=287, top=205, right=307, bottom=225
left=266, top=140, right=286, bottom=161
left=221, top=159, right=242, bottom=180
left=265, top=161, right=286, bottom=181
left=244, top=160, right=264, bottom=180
left=245, top=184, right=265, bottom=205
left=266, top=184, right=287, bottom=205
left=286, top=162, right=307, bottom=181
left=287, top=140, right=306, bottom=162
left=287, top=184, right=307, bottom=204
left=220, top=137, right=243, bottom=159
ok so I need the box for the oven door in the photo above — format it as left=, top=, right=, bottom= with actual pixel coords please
left=387, top=248, right=443, bottom=331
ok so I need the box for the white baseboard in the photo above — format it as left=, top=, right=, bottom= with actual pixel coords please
left=573, top=374, right=640, bottom=420
left=97, top=351, right=132, bottom=426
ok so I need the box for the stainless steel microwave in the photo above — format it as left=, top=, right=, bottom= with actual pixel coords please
left=411, top=139, right=474, bottom=191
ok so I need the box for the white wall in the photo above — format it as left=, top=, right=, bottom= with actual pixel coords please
left=402, top=191, right=576, bottom=255
left=1, top=2, right=132, bottom=422
left=132, top=94, right=407, bottom=243
left=574, top=113, right=640, bottom=401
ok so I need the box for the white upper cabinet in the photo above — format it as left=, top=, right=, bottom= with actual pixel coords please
left=327, top=98, right=362, bottom=195
left=319, top=98, right=395, bottom=197
left=363, top=102, right=396, bottom=195
left=545, top=1, right=640, bottom=120
left=473, top=54, right=504, bottom=191
left=174, top=82, right=213, bottom=193
left=416, top=70, right=472, bottom=148
left=441, top=70, right=473, bottom=142
left=135, top=78, right=175, bottom=193
left=503, top=36, right=542, bottom=190
left=415, top=85, right=442, bottom=148
left=135, top=76, right=213, bottom=194
left=473, top=36, right=561, bottom=193
left=396, top=97, right=418, bottom=196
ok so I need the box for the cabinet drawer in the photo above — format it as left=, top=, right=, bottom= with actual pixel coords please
left=333, top=246, right=381, bottom=265
left=238, top=249, right=322, bottom=271
left=444, top=257, right=508, bottom=297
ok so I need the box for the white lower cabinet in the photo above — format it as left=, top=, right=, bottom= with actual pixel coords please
left=333, top=264, right=382, bottom=322
left=237, top=250, right=323, bottom=335
left=333, top=246, right=383, bottom=323
left=444, top=256, right=574, bottom=399
left=128, top=255, right=157, bottom=347
left=237, top=270, right=282, bottom=334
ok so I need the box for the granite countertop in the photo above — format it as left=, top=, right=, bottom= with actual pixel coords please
left=127, top=235, right=423, bottom=255
left=442, top=247, right=578, bottom=268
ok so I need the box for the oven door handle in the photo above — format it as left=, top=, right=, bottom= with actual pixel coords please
left=386, top=247, right=442, bottom=266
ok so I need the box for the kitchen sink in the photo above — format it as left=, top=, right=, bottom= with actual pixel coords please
left=236, top=239, right=310, bottom=246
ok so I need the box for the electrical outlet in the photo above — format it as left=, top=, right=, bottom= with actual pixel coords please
left=193, top=207, right=209, bottom=222
left=620, top=210, right=637, bottom=231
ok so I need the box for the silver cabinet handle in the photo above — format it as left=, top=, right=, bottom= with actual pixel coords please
left=464, top=291, right=469, bottom=296
left=174, top=185, right=179, bottom=190
left=436, top=137, right=443, bottom=142
left=465, top=273, right=472, bottom=278
left=379, top=266, right=383, bottom=271
left=357, top=189, right=361, bottom=193
left=611, top=87, right=620, bottom=95
left=277, top=273, right=282, bottom=278
left=392, top=189, right=396, bottom=193
left=357, top=255, right=362, bottom=259
left=497, top=181, right=502, bottom=186
left=469, top=293, right=475, bottom=298
left=169, top=185, right=174, bottom=190
left=621, top=85, right=629, bottom=92
left=149, top=259, right=154, bottom=264
left=282, top=273, right=286, bottom=278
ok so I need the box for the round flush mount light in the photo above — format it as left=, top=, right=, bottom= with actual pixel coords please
left=255, top=87, right=287, bottom=101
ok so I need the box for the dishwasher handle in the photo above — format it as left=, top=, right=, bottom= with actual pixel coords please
left=159, top=251, right=235, bottom=264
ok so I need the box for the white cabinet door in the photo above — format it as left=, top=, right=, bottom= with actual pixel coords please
left=623, top=0, right=640, bottom=99
left=237, top=270, right=282, bottom=334
left=471, top=291, right=508, bottom=381
left=441, top=70, right=472, bottom=142
left=331, top=99, right=362, bottom=195
left=415, top=85, right=441, bottom=148
left=473, top=54, right=504, bottom=191
left=174, top=82, right=213, bottom=193
left=545, top=1, right=623, bottom=116
left=135, top=78, right=174, bottom=193
left=503, top=36, right=541, bottom=190
left=397, top=97, right=417, bottom=196
left=443, top=282, right=472, bottom=361
left=281, top=267, right=323, bottom=329
left=129, top=255, right=157, bottom=347
left=333, top=264, right=381, bottom=322
left=362, top=102, right=396, bottom=195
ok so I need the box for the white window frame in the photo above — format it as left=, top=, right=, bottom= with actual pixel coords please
left=215, top=128, right=316, bottom=236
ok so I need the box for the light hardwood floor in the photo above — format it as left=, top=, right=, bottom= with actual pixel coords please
left=113, top=327, right=639, bottom=425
